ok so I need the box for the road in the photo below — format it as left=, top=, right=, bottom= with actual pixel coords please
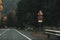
left=0, top=29, right=32, bottom=40
left=0, top=28, right=59, bottom=40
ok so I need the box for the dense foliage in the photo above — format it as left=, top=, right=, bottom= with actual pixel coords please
left=16, top=0, right=60, bottom=26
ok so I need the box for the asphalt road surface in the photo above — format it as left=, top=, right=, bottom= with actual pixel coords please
left=0, top=29, right=32, bottom=40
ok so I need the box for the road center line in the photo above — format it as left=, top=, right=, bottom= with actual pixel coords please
left=0, top=29, right=10, bottom=36
left=15, top=30, right=32, bottom=40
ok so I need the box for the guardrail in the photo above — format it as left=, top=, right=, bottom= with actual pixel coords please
left=45, top=29, right=60, bottom=38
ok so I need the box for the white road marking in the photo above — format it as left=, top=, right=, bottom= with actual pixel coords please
left=0, top=29, right=9, bottom=36
left=0, top=34, right=1, bottom=36
left=15, top=30, right=32, bottom=40
left=0, top=28, right=10, bottom=31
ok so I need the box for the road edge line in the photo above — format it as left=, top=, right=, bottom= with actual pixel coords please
left=0, top=29, right=10, bottom=36
left=15, top=30, right=32, bottom=40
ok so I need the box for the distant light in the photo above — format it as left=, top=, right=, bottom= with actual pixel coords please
left=38, top=20, right=43, bottom=22
left=0, top=5, right=3, bottom=10
left=0, top=0, right=3, bottom=11
left=0, top=0, right=2, bottom=5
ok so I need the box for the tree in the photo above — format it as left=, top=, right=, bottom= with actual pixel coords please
left=16, top=0, right=60, bottom=27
